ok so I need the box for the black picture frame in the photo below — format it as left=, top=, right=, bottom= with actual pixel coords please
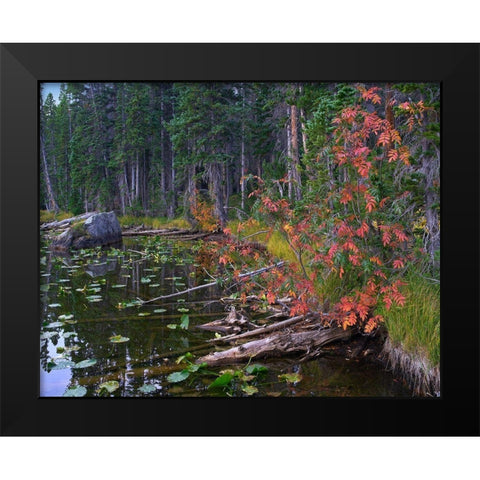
left=1, top=43, right=478, bottom=436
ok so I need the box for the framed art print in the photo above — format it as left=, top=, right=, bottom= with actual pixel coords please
left=1, top=44, right=479, bottom=435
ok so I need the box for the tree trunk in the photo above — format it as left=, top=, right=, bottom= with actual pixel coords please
left=240, top=85, right=246, bottom=211
left=208, top=162, right=226, bottom=227
left=40, top=133, right=59, bottom=212
left=290, top=102, right=302, bottom=201
left=299, top=84, right=308, bottom=156
left=286, top=106, right=293, bottom=200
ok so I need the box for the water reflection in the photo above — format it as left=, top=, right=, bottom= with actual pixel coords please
left=40, top=236, right=412, bottom=397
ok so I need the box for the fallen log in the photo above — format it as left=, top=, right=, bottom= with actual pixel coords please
left=122, top=228, right=197, bottom=237
left=41, top=211, right=97, bottom=230
left=197, top=326, right=353, bottom=367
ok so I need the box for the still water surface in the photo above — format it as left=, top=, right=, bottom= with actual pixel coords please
left=40, top=236, right=412, bottom=397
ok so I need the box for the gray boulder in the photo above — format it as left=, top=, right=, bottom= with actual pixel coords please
left=51, top=212, right=122, bottom=250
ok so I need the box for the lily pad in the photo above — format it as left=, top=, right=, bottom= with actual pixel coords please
left=149, top=284, right=160, bottom=288
left=153, top=308, right=167, bottom=313
left=138, top=384, right=156, bottom=394
left=109, top=335, right=130, bottom=343
left=63, top=386, right=87, bottom=397
left=58, top=314, right=74, bottom=321
left=64, top=345, right=81, bottom=353
left=48, top=303, right=62, bottom=308
left=138, top=312, right=151, bottom=317
left=167, top=370, right=190, bottom=383
left=48, top=360, right=75, bottom=370
left=241, top=385, right=258, bottom=396
left=177, top=307, right=190, bottom=313
left=45, top=321, right=65, bottom=329
left=97, top=380, right=120, bottom=395
left=40, top=331, right=58, bottom=340
left=140, top=277, right=151, bottom=284
left=266, top=391, right=282, bottom=397
left=88, top=287, right=101, bottom=293
left=111, top=284, right=127, bottom=288
left=73, top=359, right=97, bottom=369
left=86, top=295, right=103, bottom=302
left=278, top=372, right=303, bottom=384
left=208, top=372, right=234, bottom=389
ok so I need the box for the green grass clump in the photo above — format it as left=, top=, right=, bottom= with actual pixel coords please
left=40, top=210, right=74, bottom=223
left=227, top=220, right=301, bottom=266
left=227, top=219, right=268, bottom=242
left=377, top=273, right=440, bottom=367
left=266, top=231, right=298, bottom=265
left=313, top=271, right=348, bottom=308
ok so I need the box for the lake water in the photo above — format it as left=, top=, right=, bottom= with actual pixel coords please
left=40, top=235, right=412, bottom=397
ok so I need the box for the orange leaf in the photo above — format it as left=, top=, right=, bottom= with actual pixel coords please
left=365, top=194, right=377, bottom=213
left=266, top=291, right=276, bottom=305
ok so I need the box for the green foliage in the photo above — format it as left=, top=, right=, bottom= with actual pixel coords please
left=40, top=210, right=74, bottom=223
left=244, top=364, right=268, bottom=375
left=167, top=314, right=189, bottom=330
left=208, top=371, right=235, bottom=389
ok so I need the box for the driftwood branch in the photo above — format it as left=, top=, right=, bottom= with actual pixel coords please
left=207, top=314, right=306, bottom=344
left=197, top=326, right=353, bottom=367
left=140, top=261, right=285, bottom=304
left=241, top=230, right=270, bottom=240
left=122, top=228, right=213, bottom=241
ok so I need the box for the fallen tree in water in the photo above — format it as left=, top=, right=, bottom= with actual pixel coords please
left=193, top=308, right=354, bottom=367
left=122, top=228, right=214, bottom=241
left=197, top=319, right=354, bottom=367
left=140, top=261, right=285, bottom=304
